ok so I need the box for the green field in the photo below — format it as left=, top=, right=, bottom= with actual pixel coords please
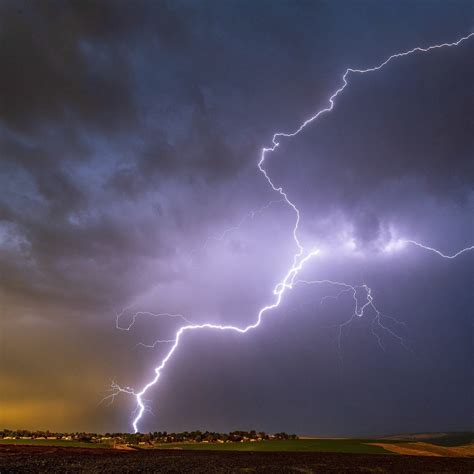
left=0, top=438, right=390, bottom=454
left=5, top=436, right=468, bottom=455
left=152, top=438, right=396, bottom=454
left=0, top=437, right=397, bottom=454
left=0, top=439, right=111, bottom=449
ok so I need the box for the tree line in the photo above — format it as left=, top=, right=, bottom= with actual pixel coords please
left=1, top=428, right=298, bottom=445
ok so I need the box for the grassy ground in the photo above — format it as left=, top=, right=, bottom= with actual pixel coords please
left=0, top=439, right=111, bottom=449
left=3, top=436, right=470, bottom=456
left=151, top=438, right=395, bottom=454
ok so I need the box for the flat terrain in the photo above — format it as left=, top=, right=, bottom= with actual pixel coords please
left=152, top=438, right=393, bottom=453
left=1, top=445, right=473, bottom=473
left=147, top=437, right=474, bottom=456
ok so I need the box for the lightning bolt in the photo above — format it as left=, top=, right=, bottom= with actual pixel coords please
left=110, top=32, right=474, bottom=433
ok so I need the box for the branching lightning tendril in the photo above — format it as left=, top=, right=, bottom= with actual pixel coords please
left=108, top=33, right=474, bottom=433
left=403, top=240, right=474, bottom=259
left=192, top=199, right=286, bottom=256
left=115, top=308, right=193, bottom=332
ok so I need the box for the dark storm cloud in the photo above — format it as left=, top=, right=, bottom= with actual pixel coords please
left=0, top=0, right=472, bottom=434
left=0, top=0, right=200, bottom=313
left=0, top=0, right=145, bottom=131
left=351, top=211, right=381, bottom=248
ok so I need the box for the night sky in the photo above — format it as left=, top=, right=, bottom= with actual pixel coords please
left=0, top=0, right=473, bottom=436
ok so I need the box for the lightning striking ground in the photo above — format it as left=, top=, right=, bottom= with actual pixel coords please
left=110, top=32, right=474, bottom=433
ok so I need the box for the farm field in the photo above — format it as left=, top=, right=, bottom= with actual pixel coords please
left=1, top=435, right=472, bottom=457
left=151, top=438, right=396, bottom=454
left=1, top=444, right=473, bottom=473
left=148, top=434, right=474, bottom=456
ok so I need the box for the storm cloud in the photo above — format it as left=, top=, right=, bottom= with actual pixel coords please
left=0, top=0, right=472, bottom=435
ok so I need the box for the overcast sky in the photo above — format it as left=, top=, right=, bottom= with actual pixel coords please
left=0, top=0, right=472, bottom=436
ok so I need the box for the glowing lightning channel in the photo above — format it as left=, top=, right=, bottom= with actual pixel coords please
left=403, top=240, right=474, bottom=259
left=111, top=32, right=474, bottom=433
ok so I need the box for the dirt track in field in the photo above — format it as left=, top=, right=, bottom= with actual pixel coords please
left=370, top=442, right=474, bottom=457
